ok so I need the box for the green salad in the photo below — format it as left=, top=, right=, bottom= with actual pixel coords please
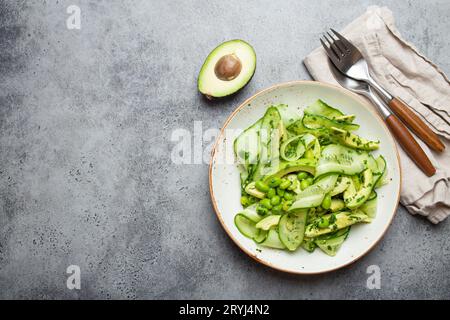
left=233, top=100, right=389, bottom=256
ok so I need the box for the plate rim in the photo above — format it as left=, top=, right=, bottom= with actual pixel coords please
left=209, top=80, right=402, bottom=274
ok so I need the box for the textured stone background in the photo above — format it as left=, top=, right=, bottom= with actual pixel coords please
left=0, top=0, right=449, bottom=299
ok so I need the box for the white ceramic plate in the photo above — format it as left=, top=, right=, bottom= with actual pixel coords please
left=209, top=81, right=401, bottom=274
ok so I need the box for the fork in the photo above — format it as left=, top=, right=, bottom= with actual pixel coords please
left=321, top=29, right=445, bottom=153
left=328, top=60, right=436, bottom=176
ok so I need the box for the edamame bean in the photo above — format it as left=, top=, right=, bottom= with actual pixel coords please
left=321, top=194, right=331, bottom=210
left=267, top=188, right=276, bottom=199
left=276, top=188, right=285, bottom=196
left=300, top=179, right=311, bottom=190
left=272, top=204, right=282, bottom=213
left=240, top=196, right=249, bottom=207
left=283, top=192, right=294, bottom=200
left=270, top=195, right=281, bottom=206
left=260, top=198, right=272, bottom=209
left=297, top=172, right=309, bottom=180
left=279, top=179, right=291, bottom=190
left=318, top=217, right=330, bottom=228
left=282, top=200, right=293, bottom=212
left=267, top=177, right=282, bottom=188
left=256, top=205, right=268, bottom=215
left=255, top=180, right=270, bottom=192
left=288, top=179, right=299, bottom=191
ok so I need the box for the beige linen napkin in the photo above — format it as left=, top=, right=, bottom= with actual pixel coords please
left=304, top=6, right=450, bottom=223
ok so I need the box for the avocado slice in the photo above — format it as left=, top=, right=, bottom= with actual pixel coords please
left=330, top=127, right=380, bottom=151
left=344, top=168, right=374, bottom=209
left=262, top=158, right=316, bottom=182
left=198, top=40, right=256, bottom=99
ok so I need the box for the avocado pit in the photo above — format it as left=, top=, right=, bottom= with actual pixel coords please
left=214, top=54, right=242, bottom=81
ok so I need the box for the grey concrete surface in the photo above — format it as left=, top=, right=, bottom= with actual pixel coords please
left=0, top=0, right=449, bottom=299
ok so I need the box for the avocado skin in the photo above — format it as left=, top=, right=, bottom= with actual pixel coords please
left=197, top=39, right=256, bottom=99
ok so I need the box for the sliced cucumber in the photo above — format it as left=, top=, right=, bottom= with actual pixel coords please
left=287, top=120, right=330, bottom=139
left=289, top=174, right=338, bottom=210
left=302, top=113, right=360, bottom=131
left=253, top=107, right=282, bottom=181
left=304, top=99, right=344, bottom=119
left=276, top=104, right=301, bottom=127
left=368, top=190, right=377, bottom=201
left=315, top=227, right=350, bottom=256
left=280, top=135, right=306, bottom=162
left=315, top=144, right=367, bottom=177
left=360, top=193, right=377, bottom=219
left=256, top=215, right=281, bottom=230
left=234, top=214, right=259, bottom=239
left=289, top=185, right=325, bottom=210
left=238, top=204, right=262, bottom=223
left=260, top=229, right=286, bottom=249
left=234, top=119, right=261, bottom=183
left=254, top=230, right=268, bottom=243
left=278, top=210, right=307, bottom=251
left=314, top=174, right=339, bottom=192
left=374, top=155, right=388, bottom=188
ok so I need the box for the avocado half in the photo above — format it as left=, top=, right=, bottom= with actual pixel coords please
left=198, top=40, right=256, bottom=99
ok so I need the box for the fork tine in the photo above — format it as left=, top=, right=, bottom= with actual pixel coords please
left=327, top=31, right=347, bottom=54
left=320, top=38, right=340, bottom=64
left=330, top=28, right=355, bottom=50
left=323, top=33, right=342, bottom=59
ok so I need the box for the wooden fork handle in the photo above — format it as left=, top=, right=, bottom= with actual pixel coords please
left=389, top=97, right=445, bottom=152
left=386, top=114, right=436, bottom=176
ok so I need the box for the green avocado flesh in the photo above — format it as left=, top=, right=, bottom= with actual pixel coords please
left=198, top=40, right=256, bottom=98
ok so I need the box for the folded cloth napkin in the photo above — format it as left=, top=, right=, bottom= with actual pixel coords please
left=304, top=6, right=450, bottom=223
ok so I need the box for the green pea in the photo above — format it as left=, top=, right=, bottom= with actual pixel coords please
left=304, top=149, right=315, bottom=159
left=260, top=198, right=272, bottom=209
left=256, top=205, right=268, bottom=216
left=276, top=188, right=285, bottom=196
left=300, top=179, right=311, bottom=190
left=267, top=177, right=282, bottom=188
left=318, top=217, right=330, bottom=228
left=283, top=192, right=294, bottom=200
left=255, top=180, right=270, bottom=192
left=279, top=179, right=291, bottom=190
left=282, top=200, right=293, bottom=212
left=270, top=195, right=281, bottom=206
left=240, top=196, right=249, bottom=207
left=272, top=204, right=283, bottom=214
left=321, top=194, right=332, bottom=210
left=297, top=172, right=309, bottom=180
left=267, top=188, right=276, bottom=199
